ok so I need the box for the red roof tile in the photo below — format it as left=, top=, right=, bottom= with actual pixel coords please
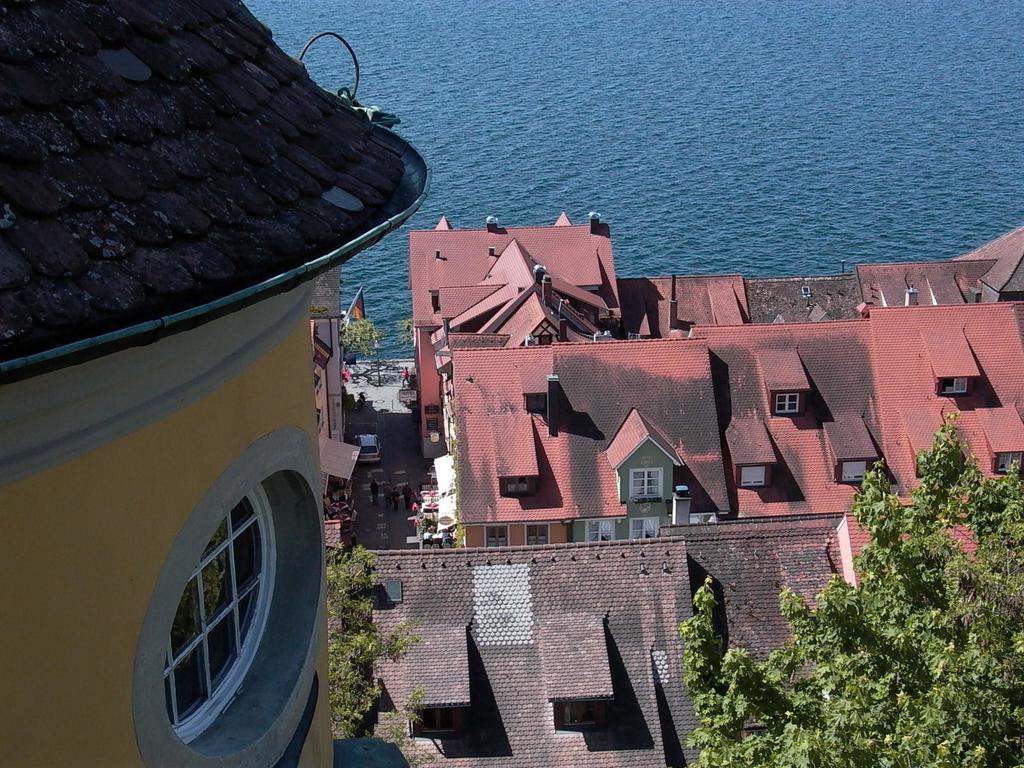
left=901, top=407, right=946, bottom=457
left=493, top=413, right=540, bottom=477
left=410, top=219, right=619, bottom=328
left=448, top=283, right=518, bottom=329
left=977, top=406, right=1024, bottom=454
left=758, top=347, right=810, bottom=392
left=554, top=211, right=572, bottom=226
left=539, top=613, right=613, bottom=700
left=823, top=415, right=878, bottom=461
left=856, top=260, right=992, bottom=306
left=919, top=325, right=980, bottom=379
left=438, top=284, right=504, bottom=320
left=725, top=417, right=776, bottom=466
left=954, top=224, right=1024, bottom=292
left=604, top=409, right=682, bottom=469
left=617, top=275, right=748, bottom=337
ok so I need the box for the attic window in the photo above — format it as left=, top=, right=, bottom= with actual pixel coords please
left=537, top=333, right=553, bottom=346
left=488, top=247, right=496, bottom=256
left=96, top=47, right=152, bottom=82
left=321, top=186, right=364, bottom=212
left=502, top=477, right=532, bottom=495
left=414, top=707, right=459, bottom=736
left=554, top=699, right=608, bottom=730
left=430, top=292, right=440, bottom=313
left=996, top=452, right=1022, bottom=475
left=630, top=468, right=662, bottom=501
left=840, top=460, right=867, bottom=482
left=800, top=285, right=812, bottom=299
left=384, top=579, right=403, bottom=603
left=739, top=465, right=766, bottom=487
left=939, top=377, right=968, bottom=395
left=774, top=393, right=801, bottom=415
left=524, top=393, right=547, bottom=413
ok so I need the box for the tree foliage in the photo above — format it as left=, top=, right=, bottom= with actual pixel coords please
left=681, top=419, right=1024, bottom=767
left=397, top=318, right=414, bottom=348
left=343, top=318, right=386, bottom=359
left=326, top=546, right=418, bottom=738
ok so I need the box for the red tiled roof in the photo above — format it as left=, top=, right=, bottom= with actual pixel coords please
left=604, top=409, right=682, bottom=469
left=977, top=406, right=1024, bottom=454
left=616, top=275, right=748, bottom=337
left=954, top=224, right=1024, bottom=292
left=435, top=215, right=452, bottom=230
left=448, top=284, right=518, bottom=329
left=410, top=219, right=619, bottom=328
left=758, top=347, right=810, bottom=392
left=725, top=417, right=776, bottom=466
left=539, top=613, right=613, bottom=701
left=901, top=407, right=946, bottom=457
left=377, top=623, right=470, bottom=708
left=438, top=284, right=504, bottom=320
left=856, top=260, right=992, bottom=306
left=493, top=413, right=540, bottom=477
left=483, top=240, right=535, bottom=289
left=554, top=211, right=572, bottom=226
left=823, top=415, right=877, bottom=461
left=919, top=325, right=980, bottom=379
left=450, top=339, right=727, bottom=523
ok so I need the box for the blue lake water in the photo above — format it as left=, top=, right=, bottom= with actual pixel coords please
left=248, top=0, right=1024, bottom=356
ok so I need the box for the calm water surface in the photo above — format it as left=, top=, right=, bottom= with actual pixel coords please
left=248, top=0, right=1024, bottom=355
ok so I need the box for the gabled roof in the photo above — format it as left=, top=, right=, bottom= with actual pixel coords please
left=954, top=224, right=1024, bottom=292
left=616, top=275, right=748, bottom=336
left=758, top=347, right=810, bottom=392
left=451, top=339, right=727, bottom=523
left=448, top=283, right=518, bottom=329
left=605, top=408, right=682, bottom=469
left=977, top=406, right=1024, bottom=454
left=493, top=412, right=539, bottom=477
left=438, top=284, right=504, bottom=320
left=409, top=218, right=619, bottom=328
left=372, top=519, right=844, bottom=767
left=919, top=325, right=980, bottom=379
left=0, top=0, right=425, bottom=372
left=483, top=240, right=535, bottom=289
left=377, top=623, right=470, bottom=708
left=554, top=212, right=572, bottom=226
left=856, top=260, right=992, bottom=306
left=725, top=417, right=775, bottom=466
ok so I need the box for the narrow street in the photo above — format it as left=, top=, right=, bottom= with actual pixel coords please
left=343, top=359, right=428, bottom=550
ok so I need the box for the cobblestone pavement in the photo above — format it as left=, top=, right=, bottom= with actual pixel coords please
left=344, top=359, right=426, bottom=550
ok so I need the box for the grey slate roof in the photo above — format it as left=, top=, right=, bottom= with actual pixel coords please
left=744, top=274, right=861, bottom=323
left=0, top=0, right=423, bottom=368
left=309, top=265, right=341, bottom=318
left=371, top=518, right=842, bottom=767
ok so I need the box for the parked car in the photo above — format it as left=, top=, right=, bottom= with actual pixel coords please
left=355, top=434, right=381, bottom=463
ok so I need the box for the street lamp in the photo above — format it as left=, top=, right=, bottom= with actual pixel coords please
left=373, top=339, right=382, bottom=387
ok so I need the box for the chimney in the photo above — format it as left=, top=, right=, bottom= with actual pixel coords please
left=546, top=375, right=560, bottom=436
left=541, top=274, right=552, bottom=305
left=486, top=215, right=499, bottom=233
left=671, top=485, right=691, bottom=525
left=558, top=318, right=568, bottom=342
left=588, top=211, right=602, bottom=235
left=905, top=286, right=919, bottom=306
left=856, top=302, right=871, bottom=318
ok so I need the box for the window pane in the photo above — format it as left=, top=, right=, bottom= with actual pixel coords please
left=173, top=644, right=206, bottom=719
left=207, top=614, right=237, bottom=688
left=238, top=587, right=258, bottom=641
left=232, top=523, right=260, bottom=591
left=230, top=497, right=255, bottom=531
left=171, top=578, right=201, bottom=656
left=164, top=675, right=174, bottom=721
left=201, top=550, right=232, bottom=625
left=204, top=519, right=228, bottom=557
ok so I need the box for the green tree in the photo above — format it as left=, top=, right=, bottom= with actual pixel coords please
left=343, top=318, right=386, bottom=359
left=681, top=419, right=1024, bottom=768
left=397, top=318, right=414, bottom=348
left=327, top=546, right=418, bottom=738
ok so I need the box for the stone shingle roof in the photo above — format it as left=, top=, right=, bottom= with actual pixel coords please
left=371, top=517, right=844, bottom=766
left=743, top=274, right=860, bottom=324
left=0, top=0, right=425, bottom=370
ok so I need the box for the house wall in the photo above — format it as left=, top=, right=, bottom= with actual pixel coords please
left=312, top=316, right=344, bottom=439
left=463, top=522, right=569, bottom=548
left=415, top=326, right=445, bottom=458
left=0, top=292, right=331, bottom=768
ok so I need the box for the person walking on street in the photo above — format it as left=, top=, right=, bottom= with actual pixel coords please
left=402, top=484, right=413, bottom=511
left=390, top=488, right=401, bottom=512
left=382, top=481, right=392, bottom=510
left=370, top=478, right=379, bottom=505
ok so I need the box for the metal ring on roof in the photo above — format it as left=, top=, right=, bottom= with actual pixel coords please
left=298, top=31, right=360, bottom=99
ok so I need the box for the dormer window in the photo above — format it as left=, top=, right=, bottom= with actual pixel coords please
left=739, top=465, right=766, bottom=487
left=412, top=706, right=465, bottom=737
left=502, top=476, right=533, bottom=495
left=629, top=468, right=662, bottom=501
left=554, top=699, right=608, bottom=730
left=430, top=292, right=440, bottom=312
left=774, top=392, right=801, bottom=415
left=939, top=377, right=969, bottom=395
left=840, top=460, right=867, bottom=482
left=524, top=393, right=547, bottom=413
left=996, top=452, right=1022, bottom=475
left=537, top=333, right=553, bottom=346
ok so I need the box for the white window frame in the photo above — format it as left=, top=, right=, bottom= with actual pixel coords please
left=689, top=512, right=717, bottom=525
left=996, top=451, right=1022, bottom=474
left=739, top=465, right=766, bottom=487
left=939, top=377, right=968, bottom=395
left=630, top=517, right=660, bottom=539
left=841, top=460, right=868, bottom=482
left=629, top=467, right=662, bottom=500
left=485, top=525, right=509, bottom=547
left=585, top=519, right=614, bottom=542
left=526, top=524, right=549, bottom=545
left=165, top=488, right=276, bottom=743
left=774, top=392, right=801, bottom=415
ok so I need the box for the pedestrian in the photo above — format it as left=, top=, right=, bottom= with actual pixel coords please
left=402, top=484, right=413, bottom=511
left=382, top=481, right=392, bottom=510
left=370, top=478, right=379, bottom=505
left=401, top=366, right=410, bottom=385
left=390, top=488, right=401, bottom=512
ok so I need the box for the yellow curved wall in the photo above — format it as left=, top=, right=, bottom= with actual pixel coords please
left=0, top=320, right=332, bottom=767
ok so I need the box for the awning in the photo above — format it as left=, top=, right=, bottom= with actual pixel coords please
left=319, top=436, right=360, bottom=482
left=437, top=493, right=457, bottom=528
left=434, top=454, right=456, bottom=496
